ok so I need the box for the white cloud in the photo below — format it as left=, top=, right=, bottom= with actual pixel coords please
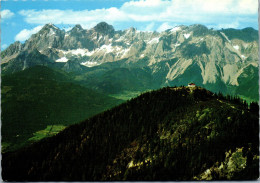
left=157, top=22, right=177, bottom=32
left=1, top=9, right=14, bottom=19
left=236, top=0, right=258, bottom=14
left=121, top=0, right=171, bottom=16
left=63, top=27, right=73, bottom=32
left=123, top=0, right=166, bottom=8
left=211, top=21, right=240, bottom=29
left=19, top=8, right=128, bottom=25
left=2, top=44, right=8, bottom=50
left=18, top=0, right=258, bottom=29
left=144, top=22, right=155, bottom=31
left=81, top=22, right=100, bottom=30
left=15, top=25, right=43, bottom=42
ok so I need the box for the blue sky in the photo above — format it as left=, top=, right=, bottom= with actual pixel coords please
left=1, top=0, right=259, bottom=50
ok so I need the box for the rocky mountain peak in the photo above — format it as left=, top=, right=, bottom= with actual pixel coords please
left=129, top=27, right=136, bottom=32
left=93, top=22, right=115, bottom=36
left=220, top=27, right=259, bottom=42
left=189, top=24, right=208, bottom=29
left=22, top=23, right=65, bottom=51
left=124, top=27, right=138, bottom=35
left=1, top=41, right=23, bottom=59
left=188, top=24, right=209, bottom=36
left=71, top=24, right=84, bottom=32
left=40, top=23, right=60, bottom=32
left=28, top=48, right=41, bottom=55
left=36, top=23, right=63, bottom=39
left=12, top=41, right=23, bottom=48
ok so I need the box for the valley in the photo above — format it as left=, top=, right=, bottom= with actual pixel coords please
left=1, top=66, right=123, bottom=152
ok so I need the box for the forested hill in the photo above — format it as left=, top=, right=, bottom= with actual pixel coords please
left=1, top=65, right=123, bottom=152
left=2, top=86, right=259, bottom=181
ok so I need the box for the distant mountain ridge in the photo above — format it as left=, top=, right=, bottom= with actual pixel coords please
left=1, top=22, right=259, bottom=101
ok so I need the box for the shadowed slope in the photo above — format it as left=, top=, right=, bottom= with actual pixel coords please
left=2, top=86, right=259, bottom=181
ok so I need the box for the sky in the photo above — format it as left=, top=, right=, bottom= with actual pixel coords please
left=1, top=0, right=259, bottom=50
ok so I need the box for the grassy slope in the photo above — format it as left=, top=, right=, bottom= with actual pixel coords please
left=73, top=66, right=155, bottom=95
left=1, top=66, right=123, bottom=152
left=235, top=64, right=259, bottom=102
left=2, top=87, right=259, bottom=181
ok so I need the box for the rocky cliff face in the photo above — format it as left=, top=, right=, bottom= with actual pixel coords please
left=1, top=22, right=259, bottom=99
left=1, top=41, right=24, bottom=63
left=2, top=49, right=53, bottom=74
left=24, top=24, right=65, bottom=51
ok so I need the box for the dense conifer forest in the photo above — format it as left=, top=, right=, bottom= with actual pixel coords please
left=1, top=66, right=123, bottom=152
left=2, top=86, right=259, bottom=181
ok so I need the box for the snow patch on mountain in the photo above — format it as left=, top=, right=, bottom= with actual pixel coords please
left=115, top=36, right=124, bottom=42
left=233, top=45, right=239, bottom=50
left=170, top=27, right=181, bottom=32
left=48, top=23, right=59, bottom=30
left=100, top=44, right=113, bottom=53
left=80, top=61, right=100, bottom=67
left=56, top=57, right=68, bottom=62
left=98, top=36, right=103, bottom=41
left=148, top=37, right=160, bottom=44
left=58, top=49, right=95, bottom=57
left=184, top=34, right=191, bottom=39
left=49, top=29, right=56, bottom=36
left=122, top=47, right=131, bottom=57
left=71, top=49, right=89, bottom=56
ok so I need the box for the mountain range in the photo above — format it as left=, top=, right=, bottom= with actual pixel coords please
left=1, top=22, right=259, bottom=101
